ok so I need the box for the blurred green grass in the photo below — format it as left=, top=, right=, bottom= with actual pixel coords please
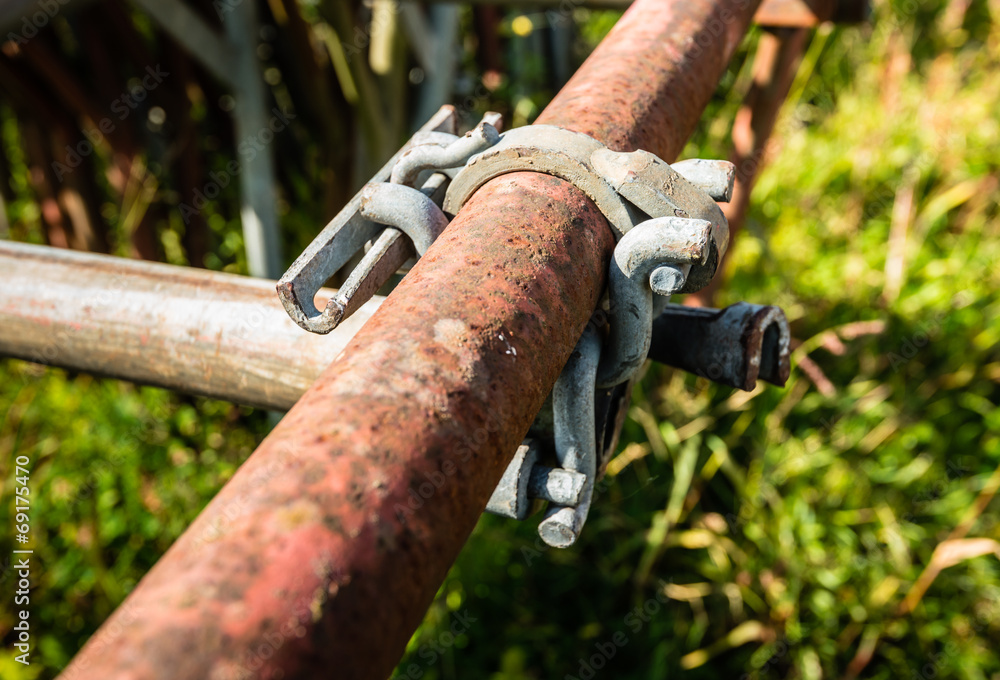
left=2, top=0, right=1000, bottom=678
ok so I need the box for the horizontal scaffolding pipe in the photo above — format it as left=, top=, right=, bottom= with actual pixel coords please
left=0, top=241, right=381, bottom=410
left=62, top=0, right=763, bottom=678
left=0, top=242, right=790, bottom=408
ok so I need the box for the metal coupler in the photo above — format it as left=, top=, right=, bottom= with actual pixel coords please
left=277, top=107, right=791, bottom=548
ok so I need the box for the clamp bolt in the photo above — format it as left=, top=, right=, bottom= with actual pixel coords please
left=649, top=263, right=690, bottom=297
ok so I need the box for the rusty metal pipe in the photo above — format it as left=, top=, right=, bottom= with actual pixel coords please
left=536, top=0, right=759, bottom=155
left=417, top=0, right=868, bottom=27
left=0, top=242, right=784, bottom=408
left=0, top=241, right=379, bottom=410
left=61, top=1, right=761, bottom=678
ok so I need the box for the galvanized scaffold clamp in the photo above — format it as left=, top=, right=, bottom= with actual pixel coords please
left=276, top=107, right=503, bottom=334
left=277, top=107, right=792, bottom=549
left=443, top=125, right=746, bottom=546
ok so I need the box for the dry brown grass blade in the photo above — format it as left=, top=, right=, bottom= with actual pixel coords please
left=898, top=462, right=1000, bottom=614
left=796, top=354, right=836, bottom=397
left=840, top=624, right=882, bottom=680
left=680, top=620, right=773, bottom=670
left=899, top=538, right=1000, bottom=615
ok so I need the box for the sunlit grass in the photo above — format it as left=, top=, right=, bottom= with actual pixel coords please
left=0, top=0, right=998, bottom=678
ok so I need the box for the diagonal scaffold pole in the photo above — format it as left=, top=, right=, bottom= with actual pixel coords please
left=60, top=1, right=763, bottom=678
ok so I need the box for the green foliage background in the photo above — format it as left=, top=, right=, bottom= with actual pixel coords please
left=2, top=0, right=1000, bottom=678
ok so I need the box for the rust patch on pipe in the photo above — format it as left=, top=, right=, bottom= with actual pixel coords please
left=537, top=0, right=762, bottom=159
left=59, top=173, right=614, bottom=680
left=61, top=0, right=764, bottom=677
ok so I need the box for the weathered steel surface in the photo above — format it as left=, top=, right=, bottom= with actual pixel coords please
left=485, top=440, right=589, bottom=520
left=598, top=217, right=709, bottom=388
left=0, top=241, right=377, bottom=410
left=648, top=302, right=791, bottom=391
left=536, top=0, right=761, bottom=158
left=390, top=119, right=500, bottom=186
left=538, top=326, right=602, bottom=547
left=671, top=158, right=736, bottom=202
left=590, top=148, right=730, bottom=292
left=59, top=174, right=614, bottom=680
left=443, top=124, right=641, bottom=236
left=418, top=0, right=867, bottom=28
left=276, top=107, right=458, bottom=335
left=358, top=181, right=449, bottom=254
left=60, top=0, right=761, bottom=678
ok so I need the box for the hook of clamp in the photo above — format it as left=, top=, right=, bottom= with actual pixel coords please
left=277, top=109, right=788, bottom=549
